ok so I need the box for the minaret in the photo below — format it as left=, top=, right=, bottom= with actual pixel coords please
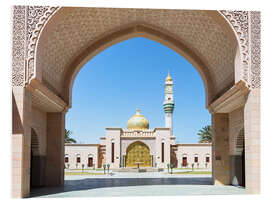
left=163, top=72, right=175, bottom=135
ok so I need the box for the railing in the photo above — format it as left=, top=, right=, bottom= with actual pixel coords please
left=121, top=130, right=155, bottom=137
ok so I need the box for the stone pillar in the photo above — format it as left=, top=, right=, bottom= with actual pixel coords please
left=45, top=112, right=65, bottom=186
left=212, top=113, right=230, bottom=185
left=123, top=155, right=126, bottom=167
left=12, top=87, right=32, bottom=198
left=244, top=89, right=260, bottom=193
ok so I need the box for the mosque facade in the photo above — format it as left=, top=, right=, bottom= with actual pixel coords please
left=65, top=73, right=212, bottom=170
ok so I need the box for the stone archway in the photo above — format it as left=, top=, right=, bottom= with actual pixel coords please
left=12, top=6, right=261, bottom=197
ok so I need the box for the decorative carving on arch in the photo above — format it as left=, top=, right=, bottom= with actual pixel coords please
left=27, top=6, right=50, bottom=43
left=21, top=8, right=259, bottom=92
left=250, top=11, right=261, bottom=89
left=12, top=6, right=27, bottom=86
left=220, top=11, right=249, bottom=83
left=26, top=6, right=59, bottom=82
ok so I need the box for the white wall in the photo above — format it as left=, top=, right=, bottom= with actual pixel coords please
left=177, top=144, right=212, bottom=169
left=65, top=145, right=98, bottom=169
left=155, top=128, right=171, bottom=168
left=105, top=128, right=121, bottom=168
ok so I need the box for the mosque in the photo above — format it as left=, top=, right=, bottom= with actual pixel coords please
left=65, top=73, right=211, bottom=170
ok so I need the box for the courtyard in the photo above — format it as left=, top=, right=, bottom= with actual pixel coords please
left=11, top=5, right=260, bottom=198
left=30, top=170, right=245, bottom=197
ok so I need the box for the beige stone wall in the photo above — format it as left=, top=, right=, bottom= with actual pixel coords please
left=212, top=113, right=230, bottom=185
left=45, top=113, right=65, bottom=186
left=229, top=107, right=244, bottom=155
left=12, top=87, right=32, bottom=198
left=31, top=107, right=47, bottom=156
left=244, top=89, right=260, bottom=193
left=228, top=107, right=245, bottom=186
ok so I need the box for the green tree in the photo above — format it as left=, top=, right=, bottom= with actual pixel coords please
left=197, top=125, right=212, bottom=143
left=65, top=129, right=77, bottom=143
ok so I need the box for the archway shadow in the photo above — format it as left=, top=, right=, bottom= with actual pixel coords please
left=30, top=177, right=212, bottom=197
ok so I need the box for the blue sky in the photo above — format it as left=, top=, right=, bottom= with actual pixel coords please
left=66, top=37, right=210, bottom=144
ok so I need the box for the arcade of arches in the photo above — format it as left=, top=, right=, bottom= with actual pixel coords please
left=12, top=6, right=261, bottom=198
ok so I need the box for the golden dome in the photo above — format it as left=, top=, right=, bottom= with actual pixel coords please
left=127, top=108, right=149, bottom=130
left=166, top=72, right=173, bottom=82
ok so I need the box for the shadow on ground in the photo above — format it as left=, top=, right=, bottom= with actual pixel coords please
left=30, top=177, right=212, bottom=197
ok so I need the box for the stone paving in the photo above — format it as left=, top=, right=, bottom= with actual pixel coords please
left=30, top=172, right=245, bottom=197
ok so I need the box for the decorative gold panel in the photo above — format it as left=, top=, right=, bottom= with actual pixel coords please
left=126, top=141, right=151, bottom=167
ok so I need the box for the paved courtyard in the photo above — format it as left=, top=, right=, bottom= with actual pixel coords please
left=30, top=171, right=245, bottom=197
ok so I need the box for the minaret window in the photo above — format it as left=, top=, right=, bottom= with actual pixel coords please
left=161, top=142, right=164, bottom=163
left=111, top=142, right=115, bottom=163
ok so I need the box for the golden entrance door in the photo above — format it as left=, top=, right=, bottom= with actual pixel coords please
left=126, top=141, right=151, bottom=167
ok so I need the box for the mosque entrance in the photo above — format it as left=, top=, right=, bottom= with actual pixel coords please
left=11, top=6, right=261, bottom=197
left=126, top=141, right=151, bottom=167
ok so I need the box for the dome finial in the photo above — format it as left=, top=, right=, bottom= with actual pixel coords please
left=166, top=71, right=173, bottom=82
left=136, top=107, right=140, bottom=115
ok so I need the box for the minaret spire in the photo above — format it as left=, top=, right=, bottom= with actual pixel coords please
left=163, top=71, right=175, bottom=135
left=136, top=107, right=140, bottom=115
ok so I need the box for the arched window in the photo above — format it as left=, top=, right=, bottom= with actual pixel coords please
left=111, top=139, right=115, bottom=163
left=194, top=154, right=198, bottom=163
left=161, top=139, right=165, bottom=163
left=65, top=154, right=69, bottom=163
left=205, top=154, right=210, bottom=163
left=182, top=154, right=188, bottom=167
left=76, top=154, right=81, bottom=163
left=88, top=154, right=93, bottom=167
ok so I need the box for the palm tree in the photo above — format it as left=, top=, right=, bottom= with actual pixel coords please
left=65, top=129, right=77, bottom=143
left=197, top=125, right=212, bottom=143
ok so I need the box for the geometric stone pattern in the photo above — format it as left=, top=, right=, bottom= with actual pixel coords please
left=38, top=8, right=236, bottom=97
left=12, top=6, right=27, bottom=86
left=27, top=6, right=49, bottom=43
left=26, top=6, right=59, bottom=81
left=250, top=11, right=261, bottom=89
left=220, top=11, right=249, bottom=83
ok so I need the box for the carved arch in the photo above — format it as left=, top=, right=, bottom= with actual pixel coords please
left=21, top=7, right=254, bottom=107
